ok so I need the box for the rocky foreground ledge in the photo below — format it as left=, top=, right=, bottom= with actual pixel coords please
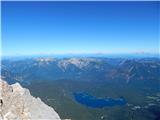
left=0, top=79, right=61, bottom=120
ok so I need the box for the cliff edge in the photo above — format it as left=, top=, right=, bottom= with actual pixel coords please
left=0, top=79, right=61, bottom=120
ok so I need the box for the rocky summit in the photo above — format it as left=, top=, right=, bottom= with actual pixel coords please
left=0, top=79, right=61, bottom=120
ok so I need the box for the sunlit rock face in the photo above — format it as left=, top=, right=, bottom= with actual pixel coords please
left=0, top=79, right=61, bottom=120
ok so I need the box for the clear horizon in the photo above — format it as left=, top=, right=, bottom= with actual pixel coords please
left=2, top=52, right=159, bottom=58
left=2, top=1, right=159, bottom=56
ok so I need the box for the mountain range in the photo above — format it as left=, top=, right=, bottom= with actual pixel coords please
left=1, top=57, right=160, bottom=85
left=1, top=57, right=160, bottom=120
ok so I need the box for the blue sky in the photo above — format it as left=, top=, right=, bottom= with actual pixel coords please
left=2, top=1, right=159, bottom=56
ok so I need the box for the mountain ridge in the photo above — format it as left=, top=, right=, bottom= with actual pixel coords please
left=1, top=57, right=159, bottom=85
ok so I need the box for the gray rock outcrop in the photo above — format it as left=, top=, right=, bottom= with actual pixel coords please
left=0, top=79, right=61, bottom=120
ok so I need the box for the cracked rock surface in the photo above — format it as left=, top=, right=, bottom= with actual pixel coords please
left=0, top=79, right=61, bottom=120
